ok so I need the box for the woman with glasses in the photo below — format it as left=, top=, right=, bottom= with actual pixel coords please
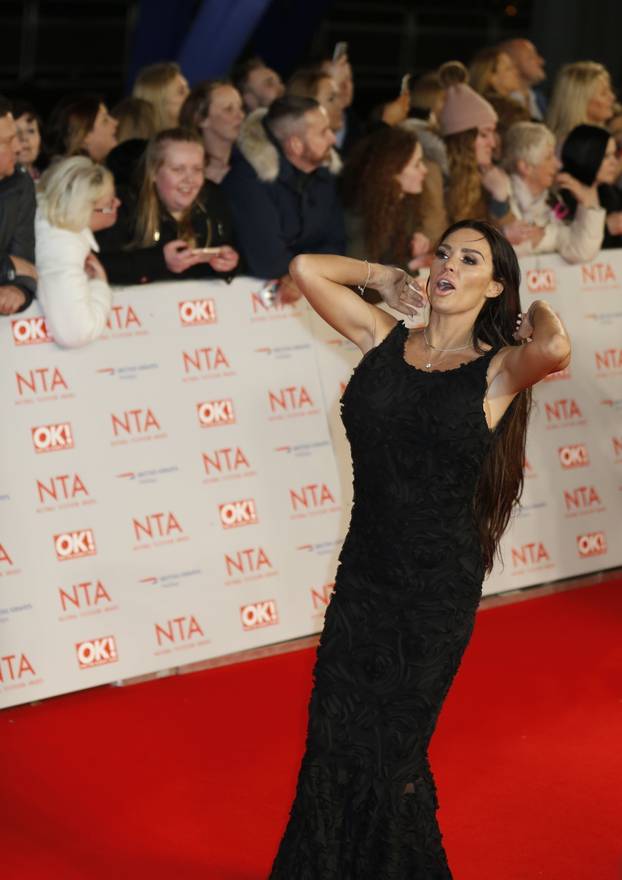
left=35, top=156, right=118, bottom=347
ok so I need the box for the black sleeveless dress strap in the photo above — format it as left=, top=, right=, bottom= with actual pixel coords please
left=270, top=321, right=497, bottom=879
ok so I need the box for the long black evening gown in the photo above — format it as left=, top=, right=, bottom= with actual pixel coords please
left=270, top=321, right=497, bottom=879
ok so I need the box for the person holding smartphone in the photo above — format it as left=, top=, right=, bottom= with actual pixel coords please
left=96, top=127, right=239, bottom=285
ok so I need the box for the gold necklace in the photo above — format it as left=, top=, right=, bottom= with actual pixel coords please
left=423, top=328, right=473, bottom=369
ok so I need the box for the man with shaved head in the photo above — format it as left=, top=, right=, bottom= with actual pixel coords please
left=221, top=95, right=345, bottom=287
left=500, top=38, right=547, bottom=120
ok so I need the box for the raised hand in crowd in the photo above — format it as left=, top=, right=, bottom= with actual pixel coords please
left=381, top=91, right=410, bottom=127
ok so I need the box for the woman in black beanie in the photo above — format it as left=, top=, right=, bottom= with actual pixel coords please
left=560, top=124, right=622, bottom=248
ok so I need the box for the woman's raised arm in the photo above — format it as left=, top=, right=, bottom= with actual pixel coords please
left=486, top=299, right=571, bottom=424
left=289, top=253, right=424, bottom=354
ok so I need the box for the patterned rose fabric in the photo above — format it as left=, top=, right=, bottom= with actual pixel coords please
left=270, top=321, right=496, bottom=879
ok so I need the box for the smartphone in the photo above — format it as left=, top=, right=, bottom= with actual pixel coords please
left=332, top=41, right=348, bottom=63
left=400, top=73, right=411, bottom=96
left=191, top=247, right=222, bottom=255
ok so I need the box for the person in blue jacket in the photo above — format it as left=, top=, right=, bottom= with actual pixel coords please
left=221, top=95, right=345, bottom=300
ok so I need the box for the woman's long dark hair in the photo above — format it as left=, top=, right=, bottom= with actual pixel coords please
left=439, top=219, right=532, bottom=574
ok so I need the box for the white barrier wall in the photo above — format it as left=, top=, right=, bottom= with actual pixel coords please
left=1, top=255, right=621, bottom=708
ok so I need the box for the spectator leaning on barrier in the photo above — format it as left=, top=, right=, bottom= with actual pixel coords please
left=232, top=57, right=285, bottom=113
left=560, top=124, right=622, bottom=250
left=499, top=38, right=547, bottom=121
left=0, top=95, right=37, bottom=316
left=546, top=61, right=616, bottom=146
left=503, top=121, right=605, bottom=262
left=221, top=96, right=345, bottom=294
left=96, top=128, right=239, bottom=285
left=35, top=157, right=116, bottom=347
left=180, top=80, right=245, bottom=184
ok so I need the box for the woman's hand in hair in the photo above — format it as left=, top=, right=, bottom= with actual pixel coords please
left=555, top=172, right=599, bottom=209
left=163, top=240, right=205, bottom=274
left=84, top=253, right=108, bottom=282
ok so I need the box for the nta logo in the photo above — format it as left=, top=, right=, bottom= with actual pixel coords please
left=225, top=546, right=273, bottom=577
left=111, top=408, right=161, bottom=436
left=0, top=653, right=36, bottom=682
left=37, top=473, right=89, bottom=503
left=76, top=636, right=118, bottom=669
left=59, top=580, right=112, bottom=612
left=511, top=542, right=551, bottom=567
left=155, top=615, right=204, bottom=646
left=563, top=485, right=602, bottom=513
left=544, top=398, right=583, bottom=423
left=16, top=366, right=68, bottom=396
left=240, top=599, right=279, bottom=630
left=269, top=385, right=314, bottom=412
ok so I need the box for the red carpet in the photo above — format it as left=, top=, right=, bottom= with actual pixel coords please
left=1, top=578, right=621, bottom=879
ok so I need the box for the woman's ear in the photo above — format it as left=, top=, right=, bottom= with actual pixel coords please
left=486, top=279, right=504, bottom=299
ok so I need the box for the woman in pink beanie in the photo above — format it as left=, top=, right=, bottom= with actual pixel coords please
left=438, top=61, right=539, bottom=251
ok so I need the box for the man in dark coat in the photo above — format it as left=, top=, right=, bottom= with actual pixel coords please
left=0, top=95, right=37, bottom=315
left=221, top=95, right=345, bottom=295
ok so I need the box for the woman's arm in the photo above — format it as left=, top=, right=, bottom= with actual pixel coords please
left=289, top=254, right=424, bottom=354
left=486, top=299, right=571, bottom=423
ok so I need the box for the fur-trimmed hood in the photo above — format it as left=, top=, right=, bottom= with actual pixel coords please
left=399, top=118, right=449, bottom=179
left=236, top=108, right=343, bottom=183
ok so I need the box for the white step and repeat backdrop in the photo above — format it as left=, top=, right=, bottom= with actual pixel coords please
left=1, top=252, right=621, bottom=708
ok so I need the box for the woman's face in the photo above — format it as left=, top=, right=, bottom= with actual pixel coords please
left=596, top=136, right=619, bottom=184
left=316, top=75, right=343, bottom=132
left=83, top=104, right=118, bottom=161
left=201, top=86, right=244, bottom=145
left=489, top=52, right=521, bottom=97
left=89, top=187, right=120, bottom=232
left=475, top=125, right=496, bottom=166
left=586, top=76, right=615, bottom=124
left=162, top=73, right=190, bottom=127
left=429, top=227, right=500, bottom=317
left=154, top=140, right=205, bottom=215
left=15, top=113, right=41, bottom=167
left=528, top=141, right=560, bottom=193
left=395, top=143, right=428, bottom=195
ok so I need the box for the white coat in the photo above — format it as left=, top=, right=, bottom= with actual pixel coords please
left=35, top=211, right=112, bottom=348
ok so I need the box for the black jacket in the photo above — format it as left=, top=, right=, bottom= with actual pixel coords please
left=96, top=182, right=237, bottom=285
left=220, top=111, right=345, bottom=279
left=0, top=165, right=37, bottom=310
left=599, top=184, right=622, bottom=250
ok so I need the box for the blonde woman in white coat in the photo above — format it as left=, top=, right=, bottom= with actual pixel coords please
left=36, top=156, right=119, bottom=347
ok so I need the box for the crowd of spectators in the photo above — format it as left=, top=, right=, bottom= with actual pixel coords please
left=1, top=41, right=621, bottom=342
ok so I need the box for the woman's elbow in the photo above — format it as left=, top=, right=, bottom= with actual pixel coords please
left=543, top=332, right=571, bottom=369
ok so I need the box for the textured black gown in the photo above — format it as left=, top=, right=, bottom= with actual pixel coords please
left=270, top=321, right=496, bottom=879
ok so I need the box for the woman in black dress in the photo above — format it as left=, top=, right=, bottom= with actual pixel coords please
left=270, top=220, right=571, bottom=879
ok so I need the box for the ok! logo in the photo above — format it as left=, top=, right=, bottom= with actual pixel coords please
left=53, top=529, right=97, bottom=561
left=219, top=499, right=258, bottom=529
left=525, top=268, right=556, bottom=293
left=31, top=422, right=74, bottom=453
left=178, top=298, right=217, bottom=326
left=11, top=316, right=52, bottom=345
left=75, top=636, right=118, bottom=669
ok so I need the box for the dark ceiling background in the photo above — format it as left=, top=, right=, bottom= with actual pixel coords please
left=1, top=0, right=620, bottom=117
